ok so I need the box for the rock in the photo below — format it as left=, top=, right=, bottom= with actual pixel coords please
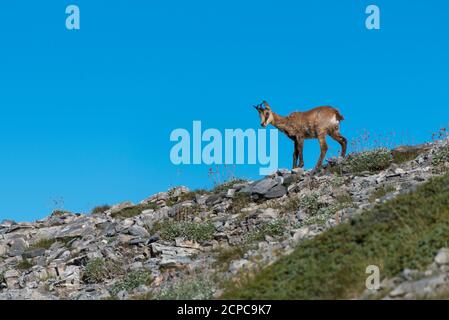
left=23, top=248, right=46, bottom=259
left=128, top=225, right=149, bottom=238
left=8, top=238, right=29, bottom=257
left=263, top=184, right=287, bottom=199
left=0, top=243, right=8, bottom=256
left=292, top=227, right=310, bottom=242
left=3, top=270, right=20, bottom=288
left=229, top=259, right=249, bottom=274
left=205, top=194, right=223, bottom=206
left=258, top=208, right=279, bottom=219
left=435, top=248, right=449, bottom=265
left=246, top=178, right=278, bottom=195
left=108, top=201, right=134, bottom=215
left=226, top=189, right=236, bottom=198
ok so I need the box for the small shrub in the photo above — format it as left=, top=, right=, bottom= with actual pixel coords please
left=329, top=148, right=392, bottom=174
left=91, top=205, right=111, bottom=214
left=245, top=219, right=287, bottom=244
left=110, top=270, right=152, bottom=296
left=346, top=148, right=392, bottom=173
left=432, top=145, right=449, bottom=166
left=299, top=194, right=321, bottom=215
left=17, top=258, right=33, bottom=271
left=83, top=258, right=122, bottom=284
left=29, top=238, right=56, bottom=250
left=154, top=275, right=214, bottom=300
left=278, top=196, right=300, bottom=214
left=229, top=193, right=253, bottom=214
left=158, top=221, right=215, bottom=242
left=212, top=179, right=247, bottom=194
left=369, top=185, right=396, bottom=203
left=213, top=245, right=248, bottom=270
left=111, top=204, right=157, bottom=219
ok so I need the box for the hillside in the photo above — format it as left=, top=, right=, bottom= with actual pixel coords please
left=1, top=137, right=449, bottom=300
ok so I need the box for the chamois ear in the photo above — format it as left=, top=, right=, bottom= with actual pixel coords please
left=262, top=100, right=271, bottom=111
left=253, top=105, right=263, bottom=112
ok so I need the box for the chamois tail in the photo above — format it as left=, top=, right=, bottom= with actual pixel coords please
left=335, top=109, right=344, bottom=121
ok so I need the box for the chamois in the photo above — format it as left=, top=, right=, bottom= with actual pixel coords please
left=254, top=101, right=347, bottom=170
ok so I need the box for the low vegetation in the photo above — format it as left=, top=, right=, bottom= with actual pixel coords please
left=432, top=145, right=449, bottom=166
left=222, top=171, right=449, bottom=299
left=110, top=269, right=152, bottom=296
left=29, top=238, right=56, bottom=250
left=155, top=220, right=215, bottom=242
left=91, top=205, right=111, bottom=214
left=245, top=219, right=287, bottom=244
left=329, top=148, right=392, bottom=174
left=83, top=258, right=122, bottom=284
left=17, top=258, right=33, bottom=271
left=369, top=185, right=396, bottom=203
left=111, top=204, right=158, bottom=219
left=212, top=179, right=247, bottom=194
left=154, top=274, right=215, bottom=300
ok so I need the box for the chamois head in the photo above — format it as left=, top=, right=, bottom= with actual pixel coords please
left=254, top=100, right=274, bottom=127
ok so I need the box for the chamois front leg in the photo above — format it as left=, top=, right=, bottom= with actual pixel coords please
left=292, top=140, right=299, bottom=168
left=296, top=137, right=304, bottom=168
left=314, top=134, right=328, bottom=170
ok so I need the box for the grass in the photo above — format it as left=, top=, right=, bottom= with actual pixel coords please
left=17, top=258, right=33, bottom=271
left=155, top=220, right=215, bottom=242
left=244, top=219, right=287, bottom=244
left=29, top=238, right=56, bottom=250
left=369, top=185, right=396, bottom=203
left=110, top=269, right=153, bottom=296
left=222, top=171, right=449, bottom=299
left=392, top=149, right=421, bottom=164
left=83, top=258, right=123, bottom=284
left=329, top=148, right=392, bottom=175
left=213, top=246, right=249, bottom=270
left=111, top=204, right=158, bottom=219
left=229, top=193, right=253, bottom=214
left=91, top=205, right=111, bottom=214
left=432, top=145, right=449, bottom=166
left=212, top=179, right=247, bottom=194
left=154, top=274, right=215, bottom=300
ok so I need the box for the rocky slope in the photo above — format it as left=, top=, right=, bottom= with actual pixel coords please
left=1, top=138, right=449, bottom=300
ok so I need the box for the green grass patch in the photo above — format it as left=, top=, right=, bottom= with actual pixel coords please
left=111, top=204, right=158, bottom=219
left=155, top=220, right=215, bottom=242
left=245, top=219, right=287, bottom=244
left=83, top=258, right=123, bottom=284
left=29, top=238, right=56, bottom=250
left=154, top=275, right=215, bottom=300
left=212, top=179, right=247, bottom=194
left=329, top=148, right=392, bottom=174
left=432, top=145, right=449, bottom=166
left=222, top=172, right=449, bottom=299
left=91, top=205, right=111, bottom=214
left=369, top=185, right=396, bottom=203
left=17, top=258, right=33, bottom=271
left=110, top=269, right=152, bottom=296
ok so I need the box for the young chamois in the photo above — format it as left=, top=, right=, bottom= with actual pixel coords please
left=254, top=101, right=347, bottom=170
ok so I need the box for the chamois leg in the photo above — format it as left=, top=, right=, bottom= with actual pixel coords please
left=315, top=135, right=328, bottom=170
left=296, top=138, right=304, bottom=168
left=329, top=130, right=347, bottom=157
left=292, top=140, right=299, bottom=168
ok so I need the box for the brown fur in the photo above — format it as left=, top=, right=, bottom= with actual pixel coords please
left=255, top=101, right=347, bottom=170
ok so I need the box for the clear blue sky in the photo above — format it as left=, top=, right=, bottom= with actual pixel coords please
left=0, top=1, right=448, bottom=221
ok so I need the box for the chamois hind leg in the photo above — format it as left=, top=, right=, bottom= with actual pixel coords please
left=329, top=129, right=347, bottom=157
left=296, top=137, right=304, bottom=168
left=292, top=140, right=299, bottom=168
left=315, top=134, right=328, bottom=170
